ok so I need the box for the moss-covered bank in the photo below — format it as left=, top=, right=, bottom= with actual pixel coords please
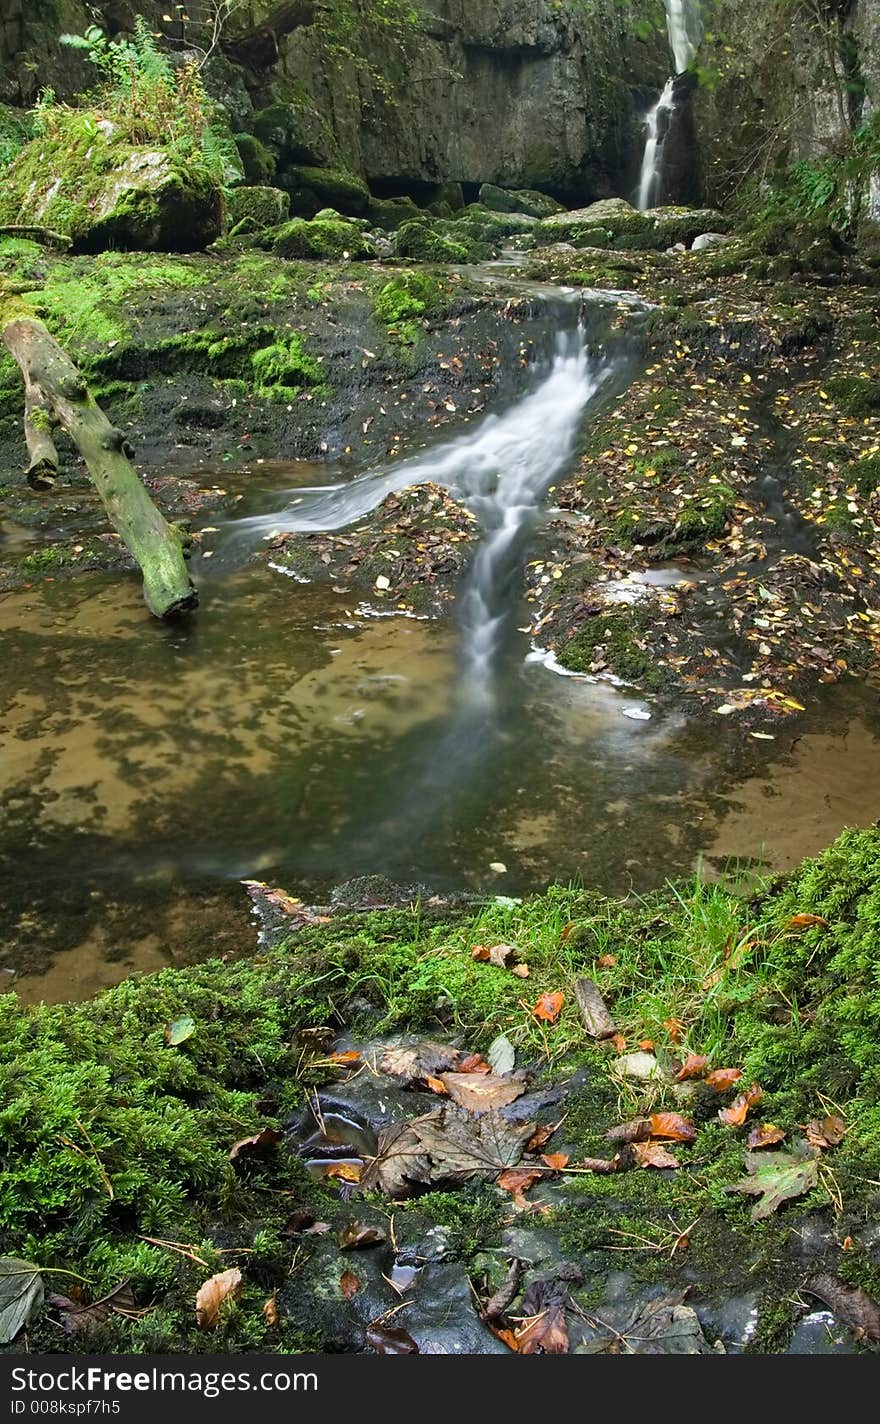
left=2, top=828, right=880, bottom=1353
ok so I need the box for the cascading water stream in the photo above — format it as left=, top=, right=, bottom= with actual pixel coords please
left=636, top=0, right=702, bottom=211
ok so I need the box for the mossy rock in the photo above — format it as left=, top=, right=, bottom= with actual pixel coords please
left=367, top=196, right=422, bottom=231
left=392, top=220, right=470, bottom=264
left=233, top=132, right=275, bottom=186
left=271, top=217, right=375, bottom=261
left=251, top=333, right=323, bottom=397
left=558, top=606, right=665, bottom=689
left=478, top=183, right=565, bottom=219
left=0, top=135, right=222, bottom=253
left=825, top=376, right=880, bottom=418
left=373, top=271, right=451, bottom=339
left=226, top=185, right=290, bottom=235
left=251, top=99, right=336, bottom=168
left=282, top=164, right=370, bottom=219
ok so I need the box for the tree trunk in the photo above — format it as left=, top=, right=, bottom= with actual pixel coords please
left=2, top=316, right=197, bottom=619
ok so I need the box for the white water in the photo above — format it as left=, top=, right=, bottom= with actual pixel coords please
left=636, top=0, right=702, bottom=211
left=234, top=326, right=611, bottom=703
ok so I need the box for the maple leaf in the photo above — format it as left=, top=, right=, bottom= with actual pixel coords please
left=729, top=1149, right=818, bottom=1220
left=439, top=1072, right=526, bottom=1113
left=540, top=1152, right=570, bottom=1170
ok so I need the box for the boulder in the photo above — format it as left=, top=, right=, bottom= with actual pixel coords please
left=226, top=186, right=290, bottom=234
left=280, top=164, right=370, bottom=218
left=233, top=133, right=276, bottom=186
left=479, top=183, right=565, bottom=219
left=392, top=220, right=470, bottom=264
left=691, top=231, right=733, bottom=251
left=271, top=216, right=376, bottom=260
left=367, top=195, right=423, bottom=231
left=251, top=100, right=336, bottom=169
left=0, top=138, right=223, bottom=252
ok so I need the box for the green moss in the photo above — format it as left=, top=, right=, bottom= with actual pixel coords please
left=373, top=271, right=450, bottom=332
left=272, top=217, right=375, bottom=261
left=251, top=333, right=324, bottom=398
left=825, top=375, right=880, bottom=418
left=367, top=196, right=421, bottom=231
left=676, top=482, right=736, bottom=546
left=226, top=185, right=289, bottom=235
left=558, top=606, right=665, bottom=689
left=845, top=455, right=880, bottom=497
left=233, top=133, right=275, bottom=186
left=393, top=221, right=470, bottom=264
left=284, top=165, right=369, bottom=219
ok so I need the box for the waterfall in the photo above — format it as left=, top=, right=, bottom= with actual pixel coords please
left=636, top=0, right=702, bottom=212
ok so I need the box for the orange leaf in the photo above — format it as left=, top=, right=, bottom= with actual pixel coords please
left=425, top=1075, right=449, bottom=1095
left=842, top=1236, right=854, bottom=1252
left=612, top=1032, right=626, bottom=1053
left=340, top=1270, right=360, bottom=1300
left=663, top=1018, right=684, bottom=1043
left=785, top=913, right=828, bottom=931
left=718, top=1082, right=763, bottom=1127
left=638, top=1038, right=655, bottom=1052
left=497, top=1167, right=543, bottom=1196
left=514, top=1307, right=569, bottom=1354
left=471, top=944, right=491, bottom=960
left=597, top=954, right=617, bottom=968
left=705, top=1067, right=743, bottom=1092
left=526, top=1123, right=557, bottom=1153
left=195, top=1268, right=241, bottom=1329
left=648, top=1112, right=697, bottom=1143
left=324, top=1162, right=363, bottom=1182
left=630, top=1142, right=680, bottom=1170
left=491, top=1326, right=522, bottom=1352
left=458, top=1053, right=492, bottom=1074
left=329, top=1050, right=361, bottom=1065
left=540, top=1152, right=570, bottom=1171
left=746, top=1123, right=785, bottom=1150
left=263, top=1295, right=279, bottom=1327
left=533, top=992, right=564, bottom=1023
left=674, top=1053, right=708, bottom=1082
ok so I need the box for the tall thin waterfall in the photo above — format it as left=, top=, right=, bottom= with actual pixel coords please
left=636, top=0, right=702, bottom=211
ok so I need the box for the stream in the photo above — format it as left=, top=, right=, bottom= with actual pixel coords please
left=2, top=291, right=880, bottom=1004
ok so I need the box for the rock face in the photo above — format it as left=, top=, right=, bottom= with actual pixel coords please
left=0, top=0, right=669, bottom=204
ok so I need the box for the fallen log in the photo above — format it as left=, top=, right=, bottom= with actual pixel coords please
left=2, top=313, right=197, bottom=618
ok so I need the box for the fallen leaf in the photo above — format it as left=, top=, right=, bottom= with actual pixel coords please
left=472, top=943, right=519, bottom=969
left=663, top=1018, right=685, bottom=1043
left=497, top=1167, right=543, bottom=1196
left=597, top=954, right=617, bottom=968
left=380, top=1041, right=460, bottom=1083
left=491, top=1326, right=521, bottom=1351
left=338, top=1221, right=387, bottom=1250
left=606, top=1117, right=652, bottom=1145
left=785, top=913, right=828, bottom=931
left=573, top=978, right=616, bottom=1039
left=511, top=964, right=530, bottom=979
left=410, top=1107, right=535, bottom=1182
left=228, top=1127, right=282, bottom=1162
left=540, top=1153, right=569, bottom=1170
left=366, top=1323, right=419, bottom=1354
left=627, top=1142, right=681, bottom=1170
left=526, top=1123, right=557, bottom=1153
left=49, top=1282, right=137, bottom=1336
left=729, top=1149, right=818, bottom=1220
left=612, top=1032, right=627, bottom=1053
left=674, top=1053, right=709, bottom=1081
left=195, top=1268, right=241, bottom=1329
left=638, top=1038, right=655, bottom=1052
left=457, top=1053, right=492, bottom=1074
left=533, top=991, right=564, bottom=1023
left=648, top=1112, right=697, bottom=1143
left=425, top=1075, right=450, bottom=1095
left=719, top=1083, right=764, bottom=1126
left=263, top=1295, right=279, bottom=1327
left=340, top=1270, right=360, bottom=1300
left=804, top=1274, right=880, bottom=1342
left=705, top=1067, right=743, bottom=1092
left=323, top=1162, right=363, bottom=1183
left=439, top=1072, right=526, bottom=1113
left=488, top=1034, right=516, bottom=1076
left=329, top=1050, right=361, bottom=1065
left=746, top=1123, right=786, bottom=1150
left=577, top=1156, right=621, bottom=1173
left=0, top=1258, right=44, bottom=1344
left=805, top=1114, right=846, bottom=1150
left=359, top=1120, right=430, bottom=1197
left=515, top=1279, right=570, bottom=1354
left=165, top=1015, right=195, bottom=1046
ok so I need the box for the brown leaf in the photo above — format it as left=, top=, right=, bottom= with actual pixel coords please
left=359, top=1120, right=430, bottom=1197
left=410, top=1108, right=535, bottom=1182
left=533, top=991, right=564, bottom=1023
left=804, top=1274, right=880, bottom=1342
left=705, top=1067, right=743, bottom=1092
left=674, top=1053, right=708, bottom=1082
left=195, top=1268, right=241, bottom=1330
left=338, top=1221, right=387, bottom=1250
left=612, top=1032, right=627, bottom=1053
left=638, top=1038, right=655, bottom=1052
left=746, top=1123, right=786, bottom=1150
left=573, top=978, right=616, bottom=1039
left=627, top=1142, right=681, bottom=1170
left=785, top=913, right=828, bottom=931
left=805, top=1114, right=846, bottom=1150
left=540, top=1152, right=569, bottom=1171
left=457, top=1053, right=492, bottom=1074
left=576, top=1155, right=621, bottom=1174
left=380, top=1041, right=460, bottom=1083
left=228, top=1127, right=282, bottom=1163
left=424, top=1075, right=450, bottom=1095
left=515, top=1280, right=570, bottom=1355
left=526, top=1123, right=557, bottom=1153
left=263, top=1295, right=279, bottom=1327
left=439, top=1072, right=526, bottom=1113
left=511, top=964, right=530, bottom=979
left=606, top=1117, right=652, bottom=1145
left=473, top=943, right=520, bottom=969
left=648, top=1112, right=697, bottom=1143
left=340, top=1270, right=360, bottom=1300
left=718, top=1083, right=763, bottom=1127
left=663, top=1018, right=684, bottom=1043
left=484, top=1259, right=522, bottom=1322
left=366, top=1323, right=419, bottom=1354
left=49, top=1282, right=137, bottom=1336
left=497, top=1167, right=543, bottom=1196
left=597, top=954, right=617, bottom=968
